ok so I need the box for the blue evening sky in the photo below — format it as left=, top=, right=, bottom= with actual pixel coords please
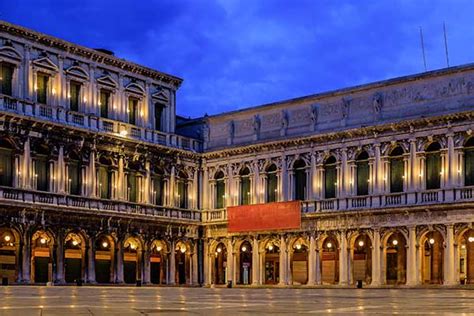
left=1, top=1, right=473, bottom=118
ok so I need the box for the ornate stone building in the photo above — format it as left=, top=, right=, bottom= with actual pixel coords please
left=0, top=21, right=473, bottom=287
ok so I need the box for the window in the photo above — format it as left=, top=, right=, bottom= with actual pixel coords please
left=152, top=168, right=165, bottom=206
left=98, top=157, right=112, bottom=199
left=35, top=155, right=49, bottom=191
left=425, top=142, right=441, bottom=190
left=68, top=153, right=82, bottom=195
left=293, top=159, right=307, bottom=200
left=99, top=90, right=110, bottom=118
left=155, top=103, right=164, bottom=131
left=215, top=171, right=225, bottom=209
left=239, top=167, right=251, bottom=205
left=37, top=73, right=49, bottom=104
left=0, top=140, right=13, bottom=187
left=69, top=81, right=81, bottom=112
left=465, top=138, right=474, bottom=186
left=356, top=151, right=369, bottom=196
left=177, top=172, right=188, bottom=208
left=324, top=156, right=337, bottom=199
left=128, top=97, right=138, bottom=125
left=0, top=63, right=14, bottom=96
left=266, top=164, right=278, bottom=203
left=127, top=171, right=138, bottom=203
left=389, top=146, right=404, bottom=193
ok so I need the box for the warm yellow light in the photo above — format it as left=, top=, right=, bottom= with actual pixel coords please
left=120, top=130, right=128, bottom=136
left=429, top=238, right=435, bottom=245
left=358, top=240, right=364, bottom=247
left=468, top=236, right=474, bottom=243
left=130, top=243, right=136, bottom=250
left=72, top=240, right=79, bottom=246
left=217, top=247, right=222, bottom=253
left=461, top=244, right=466, bottom=249
left=326, top=242, right=332, bottom=249
left=295, top=244, right=301, bottom=250
left=4, top=235, right=11, bottom=242
left=156, top=245, right=162, bottom=252
left=268, top=245, right=273, bottom=251
left=102, top=241, right=108, bottom=248
left=52, top=88, right=56, bottom=95
left=83, top=96, right=87, bottom=103
left=180, top=246, right=186, bottom=253
left=241, top=246, right=247, bottom=252
left=392, top=240, right=398, bottom=246
left=40, top=238, right=47, bottom=244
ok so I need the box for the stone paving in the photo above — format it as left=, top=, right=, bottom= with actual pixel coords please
left=0, top=286, right=473, bottom=315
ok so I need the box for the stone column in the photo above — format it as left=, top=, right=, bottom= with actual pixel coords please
left=315, top=247, right=321, bottom=285
left=307, top=234, right=316, bottom=285
left=226, top=239, right=234, bottom=284
left=55, top=233, right=65, bottom=284
left=23, top=137, right=32, bottom=189
left=169, top=240, right=176, bottom=285
left=371, top=229, right=381, bottom=286
left=88, top=149, right=97, bottom=197
left=87, top=238, right=96, bottom=283
left=202, top=161, right=209, bottom=209
left=444, top=225, right=456, bottom=285
left=115, top=242, right=124, bottom=283
left=252, top=237, right=260, bottom=285
left=118, top=155, right=125, bottom=200
left=203, top=239, right=209, bottom=285
left=143, top=249, right=150, bottom=284
left=21, top=233, right=31, bottom=283
left=169, top=166, right=176, bottom=207
left=144, top=160, right=151, bottom=204
left=192, top=243, right=199, bottom=285
left=339, top=231, right=348, bottom=285
left=279, top=235, right=287, bottom=285
left=409, top=139, right=417, bottom=191
left=281, top=155, right=288, bottom=201
left=57, top=145, right=66, bottom=193
left=374, top=143, right=382, bottom=194
left=406, top=226, right=418, bottom=286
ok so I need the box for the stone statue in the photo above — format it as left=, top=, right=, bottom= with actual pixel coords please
left=373, top=92, right=383, bottom=113
left=342, top=97, right=351, bottom=119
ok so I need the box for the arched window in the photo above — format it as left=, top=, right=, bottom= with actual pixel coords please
left=0, top=139, right=14, bottom=187
left=34, top=144, right=50, bottom=192
left=127, top=162, right=141, bottom=203
left=266, top=164, right=278, bottom=203
left=177, top=171, right=188, bottom=208
left=98, top=156, right=113, bottom=199
left=324, top=156, right=337, bottom=199
left=68, top=152, right=82, bottom=195
left=425, top=142, right=441, bottom=190
left=356, top=151, right=369, bottom=196
left=389, top=146, right=404, bottom=193
left=152, top=167, right=165, bottom=206
left=465, top=138, right=474, bottom=186
left=239, top=167, right=251, bottom=205
left=215, top=171, right=225, bottom=209
left=0, top=62, right=14, bottom=96
left=293, top=159, right=307, bottom=201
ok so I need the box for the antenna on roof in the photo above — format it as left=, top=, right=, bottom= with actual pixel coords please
left=443, top=22, right=450, bottom=67
left=419, top=26, right=427, bottom=72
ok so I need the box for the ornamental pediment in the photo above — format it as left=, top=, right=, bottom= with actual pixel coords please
left=125, top=82, right=145, bottom=95
left=33, top=56, right=58, bottom=72
left=96, top=74, right=118, bottom=88
left=65, top=65, right=89, bottom=80
left=152, top=89, right=169, bottom=104
left=0, top=45, right=22, bottom=61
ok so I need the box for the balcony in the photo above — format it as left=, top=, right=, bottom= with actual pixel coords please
left=0, top=186, right=201, bottom=223
left=0, top=94, right=202, bottom=152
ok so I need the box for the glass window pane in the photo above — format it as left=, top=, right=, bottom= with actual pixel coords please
left=100, top=91, right=110, bottom=118
left=356, top=161, right=369, bottom=196
left=216, top=180, right=225, bottom=209
left=178, top=180, right=187, bottom=208
left=465, top=149, right=474, bottom=186
left=1, top=63, right=13, bottom=96
left=266, top=173, right=277, bottom=202
left=426, top=153, right=441, bottom=190
left=295, top=169, right=306, bottom=200
left=390, top=158, right=404, bottom=193
left=98, top=166, right=111, bottom=199
left=153, top=177, right=164, bottom=205
left=37, top=74, right=48, bottom=104
left=155, top=104, right=163, bottom=130
left=324, top=166, right=336, bottom=199
left=128, top=172, right=138, bottom=202
left=35, top=156, right=49, bottom=191
left=240, top=177, right=250, bottom=205
left=0, top=148, right=13, bottom=187
left=128, top=98, right=137, bottom=125
left=69, top=82, right=80, bottom=111
left=68, top=161, right=81, bottom=195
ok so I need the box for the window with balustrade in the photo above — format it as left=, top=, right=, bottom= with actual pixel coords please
left=356, top=151, right=369, bottom=196
left=67, top=152, right=82, bottom=195
left=98, top=157, right=113, bottom=199
left=293, top=159, right=307, bottom=201
left=69, top=81, right=81, bottom=112
left=389, top=146, right=404, bottom=193
left=177, top=171, right=188, bottom=208
left=215, top=171, right=225, bottom=209
left=0, top=62, right=14, bottom=96
left=36, top=73, right=49, bottom=104
left=465, top=137, right=474, bottom=186
left=266, top=164, right=278, bottom=203
left=0, top=139, right=14, bottom=187
left=99, top=90, right=110, bottom=118
left=152, top=167, right=165, bottom=206
left=127, top=162, right=142, bottom=203
left=239, top=167, right=251, bottom=205
left=425, top=142, right=441, bottom=190
left=33, top=144, right=50, bottom=192
left=324, top=156, right=337, bottom=199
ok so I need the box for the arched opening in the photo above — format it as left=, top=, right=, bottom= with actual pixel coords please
left=356, top=151, right=369, bottom=196
left=459, top=229, right=474, bottom=284
left=151, top=166, right=165, bottom=206
left=291, top=240, right=308, bottom=285
left=214, top=171, right=225, bottom=209
left=385, top=232, right=407, bottom=285
left=98, top=156, right=113, bottom=199
left=324, top=156, right=337, bottom=199
left=464, top=138, right=474, bottom=186
left=238, top=241, right=252, bottom=285
left=177, top=171, right=188, bottom=208
left=352, top=234, right=372, bottom=285
left=150, top=240, right=167, bottom=284
left=0, top=228, right=19, bottom=283
left=0, top=139, right=14, bottom=187
left=64, top=233, right=85, bottom=283
left=321, top=236, right=339, bottom=284
left=293, top=159, right=307, bottom=201
left=265, top=164, right=278, bottom=203
left=421, top=231, right=444, bottom=284
left=33, top=144, right=50, bottom=192
left=239, top=167, right=251, bottom=205
left=175, top=241, right=190, bottom=285
left=31, top=231, right=53, bottom=283
left=123, top=237, right=141, bottom=284
left=213, top=242, right=227, bottom=285
left=263, top=241, right=279, bottom=284
left=67, top=152, right=82, bottom=195
left=389, top=146, right=404, bottom=193
left=95, top=235, right=114, bottom=284
left=425, top=142, right=442, bottom=190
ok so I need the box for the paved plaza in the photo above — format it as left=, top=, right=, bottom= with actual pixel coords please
left=0, top=286, right=473, bottom=315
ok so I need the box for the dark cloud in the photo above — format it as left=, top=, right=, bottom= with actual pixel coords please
left=2, top=0, right=473, bottom=117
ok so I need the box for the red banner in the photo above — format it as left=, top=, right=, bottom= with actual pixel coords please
left=227, top=201, right=301, bottom=233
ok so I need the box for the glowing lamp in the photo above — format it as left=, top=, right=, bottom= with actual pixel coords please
left=102, top=241, right=108, bottom=248
left=4, top=235, right=11, bottom=242
left=392, top=240, right=398, bottom=246
left=326, top=242, right=332, bottom=249
left=429, top=238, right=435, bottom=245
left=358, top=240, right=364, bottom=247
left=241, top=246, right=247, bottom=252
